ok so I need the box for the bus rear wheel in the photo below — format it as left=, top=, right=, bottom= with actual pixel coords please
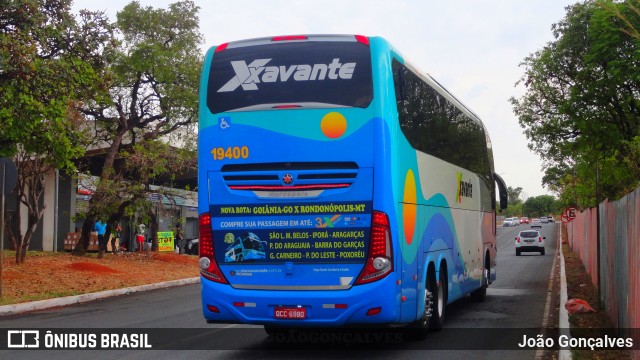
left=429, top=269, right=446, bottom=331
left=470, top=256, right=489, bottom=302
left=407, top=267, right=446, bottom=339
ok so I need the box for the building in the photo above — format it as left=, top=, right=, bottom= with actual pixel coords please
left=2, top=150, right=198, bottom=252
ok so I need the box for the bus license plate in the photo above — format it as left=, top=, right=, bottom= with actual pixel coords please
left=274, top=307, right=307, bottom=320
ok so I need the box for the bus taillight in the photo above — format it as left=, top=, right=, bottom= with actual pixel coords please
left=355, top=35, right=370, bottom=45
left=355, top=211, right=393, bottom=285
left=199, top=213, right=228, bottom=284
left=214, top=43, right=229, bottom=53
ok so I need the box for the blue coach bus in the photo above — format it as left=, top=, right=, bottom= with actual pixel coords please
left=197, top=34, right=508, bottom=335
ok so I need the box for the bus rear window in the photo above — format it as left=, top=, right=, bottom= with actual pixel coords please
left=207, top=41, right=373, bottom=113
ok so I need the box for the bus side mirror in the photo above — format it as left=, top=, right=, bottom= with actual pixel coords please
left=494, top=173, right=508, bottom=211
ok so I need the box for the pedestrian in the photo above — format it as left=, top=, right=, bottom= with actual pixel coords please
left=175, top=223, right=183, bottom=254
left=136, top=223, right=146, bottom=252
left=111, top=224, right=122, bottom=253
left=94, top=218, right=107, bottom=257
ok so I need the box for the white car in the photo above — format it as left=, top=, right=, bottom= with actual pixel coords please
left=503, top=217, right=519, bottom=227
left=515, top=230, right=545, bottom=256
left=530, top=218, right=542, bottom=228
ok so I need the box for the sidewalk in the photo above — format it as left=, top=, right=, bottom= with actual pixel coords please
left=0, top=277, right=199, bottom=317
left=558, top=224, right=572, bottom=360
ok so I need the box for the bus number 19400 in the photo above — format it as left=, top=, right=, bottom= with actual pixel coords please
left=211, top=146, right=249, bottom=160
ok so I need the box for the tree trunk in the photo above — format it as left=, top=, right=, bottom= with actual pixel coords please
left=74, top=212, right=95, bottom=255
left=76, top=130, right=126, bottom=255
left=19, top=242, right=29, bottom=264
left=14, top=244, right=22, bottom=264
left=150, top=206, right=158, bottom=252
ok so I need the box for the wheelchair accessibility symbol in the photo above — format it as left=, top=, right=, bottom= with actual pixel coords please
left=218, top=117, right=231, bottom=130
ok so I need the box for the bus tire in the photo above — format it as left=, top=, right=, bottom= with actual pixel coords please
left=470, top=255, right=489, bottom=302
left=406, top=266, right=436, bottom=340
left=429, top=268, right=446, bottom=331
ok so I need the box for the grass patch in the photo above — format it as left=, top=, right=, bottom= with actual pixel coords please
left=0, top=291, right=84, bottom=306
left=561, top=226, right=631, bottom=360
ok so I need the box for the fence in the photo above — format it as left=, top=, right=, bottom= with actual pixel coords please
left=566, top=188, right=640, bottom=344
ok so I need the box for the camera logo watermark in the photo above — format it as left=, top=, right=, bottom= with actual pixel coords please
left=7, top=330, right=39, bottom=348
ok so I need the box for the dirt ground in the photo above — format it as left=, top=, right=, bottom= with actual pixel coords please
left=560, top=225, right=632, bottom=360
left=0, top=251, right=199, bottom=306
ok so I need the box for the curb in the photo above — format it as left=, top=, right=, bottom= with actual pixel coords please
left=559, top=225, right=572, bottom=360
left=0, top=277, right=200, bottom=317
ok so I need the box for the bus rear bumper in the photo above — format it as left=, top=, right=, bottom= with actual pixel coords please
left=200, top=275, right=399, bottom=326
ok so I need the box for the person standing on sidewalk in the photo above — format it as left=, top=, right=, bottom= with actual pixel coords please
left=94, top=219, right=107, bottom=258
left=111, top=224, right=122, bottom=253
left=136, top=223, right=146, bottom=252
left=175, top=223, right=183, bottom=254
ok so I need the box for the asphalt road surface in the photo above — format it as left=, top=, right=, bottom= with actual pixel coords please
left=0, top=223, right=559, bottom=360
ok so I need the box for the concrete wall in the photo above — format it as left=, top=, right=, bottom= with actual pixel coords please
left=567, top=188, right=640, bottom=347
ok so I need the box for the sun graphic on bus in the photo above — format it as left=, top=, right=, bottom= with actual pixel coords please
left=403, top=169, right=417, bottom=245
left=320, top=112, right=347, bottom=138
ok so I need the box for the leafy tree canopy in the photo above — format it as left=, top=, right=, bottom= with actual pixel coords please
left=510, top=0, right=640, bottom=207
left=0, top=0, right=114, bottom=168
left=507, top=186, right=523, bottom=206
left=523, top=195, right=559, bottom=218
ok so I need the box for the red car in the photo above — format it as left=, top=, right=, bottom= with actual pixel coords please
left=520, top=217, right=530, bottom=224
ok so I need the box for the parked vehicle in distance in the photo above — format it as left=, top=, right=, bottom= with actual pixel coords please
left=540, top=216, right=549, bottom=224
left=185, top=238, right=199, bottom=255
left=546, top=216, right=555, bottom=223
left=515, top=230, right=546, bottom=256
left=520, top=217, right=530, bottom=224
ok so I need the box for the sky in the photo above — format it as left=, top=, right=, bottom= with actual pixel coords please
left=72, top=0, right=578, bottom=199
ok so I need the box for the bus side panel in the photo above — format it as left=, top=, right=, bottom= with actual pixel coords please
left=396, top=143, right=488, bottom=317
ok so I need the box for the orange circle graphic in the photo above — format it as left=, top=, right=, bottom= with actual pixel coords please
left=320, top=112, right=347, bottom=139
left=403, top=170, right=417, bottom=245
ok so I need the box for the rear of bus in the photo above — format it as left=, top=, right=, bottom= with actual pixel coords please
left=198, top=35, right=397, bottom=326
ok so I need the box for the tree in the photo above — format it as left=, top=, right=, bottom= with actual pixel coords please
left=0, top=0, right=114, bottom=263
left=74, top=1, right=202, bottom=256
left=507, top=186, right=523, bottom=206
left=523, top=195, right=557, bottom=218
left=510, top=0, right=640, bottom=206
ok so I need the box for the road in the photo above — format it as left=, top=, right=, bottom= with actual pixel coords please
left=0, top=223, right=559, bottom=360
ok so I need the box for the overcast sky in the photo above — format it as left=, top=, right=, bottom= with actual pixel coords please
left=73, top=0, right=577, bottom=199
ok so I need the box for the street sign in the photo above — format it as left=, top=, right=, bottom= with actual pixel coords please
left=561, top=207, right=578, bottom=223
